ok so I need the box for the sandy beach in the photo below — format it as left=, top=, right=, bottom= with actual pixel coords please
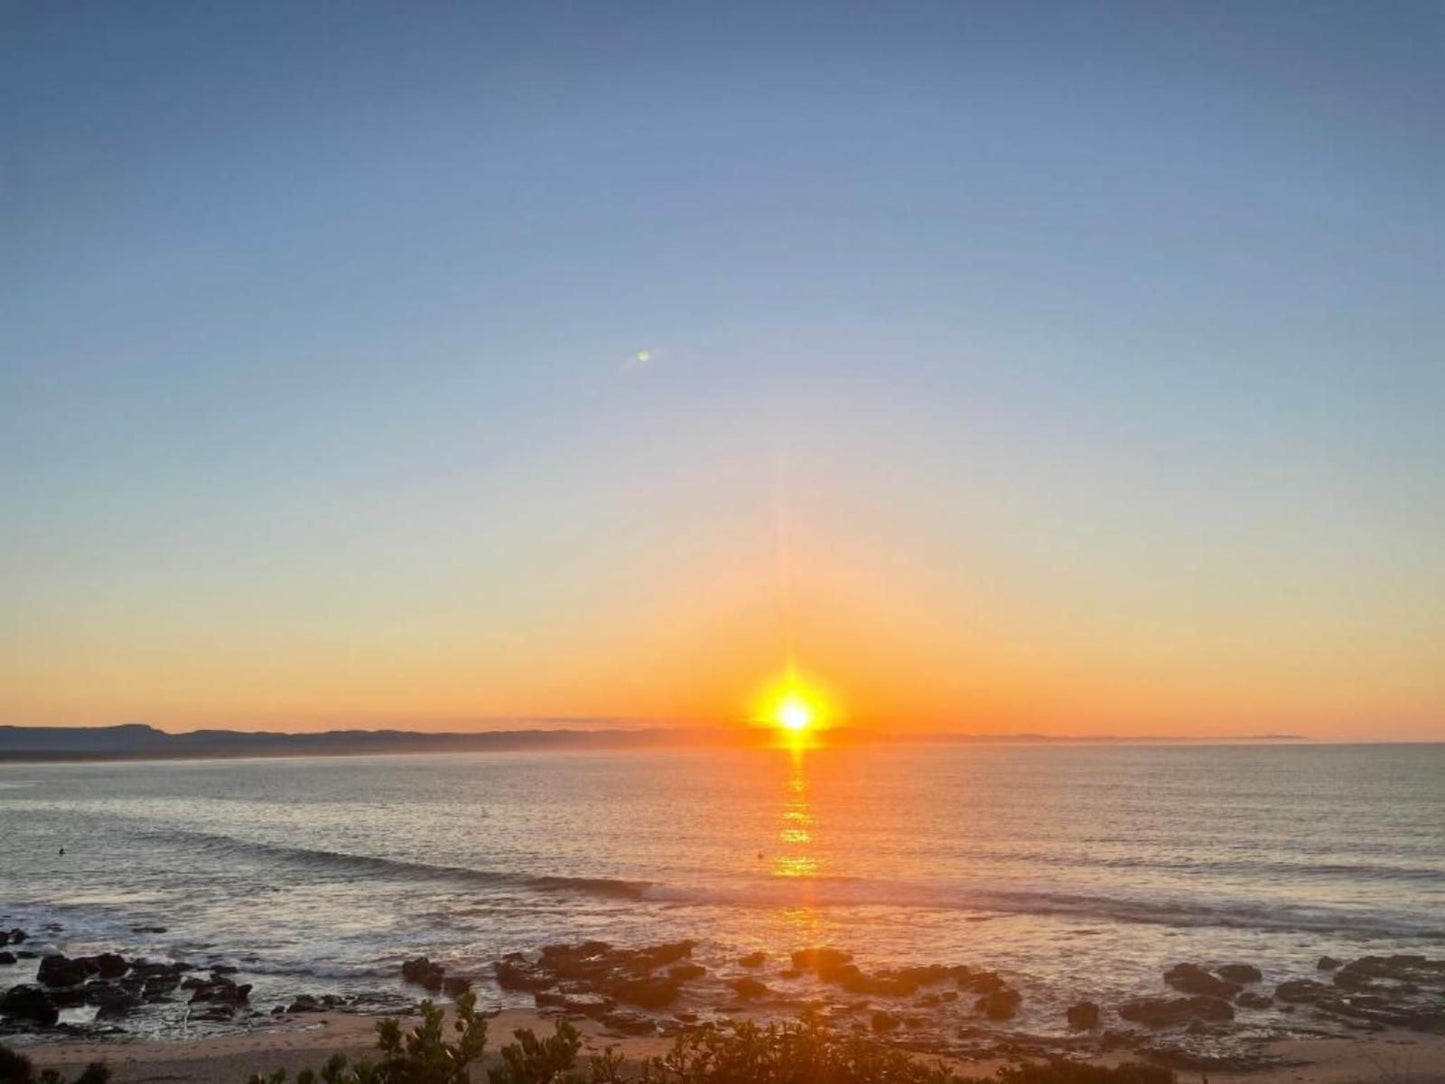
left=17, top=1008, right=1445, bottom=1084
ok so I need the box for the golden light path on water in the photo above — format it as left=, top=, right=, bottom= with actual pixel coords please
left=773, top=743, right=825, bottom=945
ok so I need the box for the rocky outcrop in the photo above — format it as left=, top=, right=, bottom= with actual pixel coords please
left=600, top=1009, right=655, bottom=1035
left=1316, top=955, right=1342, bottom=971
left=493, top=941, right=705, bottom=1014
left=1163, top=964, right=1240, bottom=1000
left=37, top=954, right=90, bottom=987
left=610, top=974, right=683, bottom=1010
left=788, top=947, right=971, bottom=998
left=186, top=972, right=252, bottom=1009
left=534, top=990, right=614, bottom=1017
left=738, top=952, right=767, bottom=969
left=976, top=987, right=1021, bottom=1020
left=726, top=977, right=768, bottom=1000
left=1270, top=955, right=1445, bottom=1032
left=1118, top=996, right=1234, bottom=1027
left=1066, top=1001, right=1100, bottom=1029
left=401, top=956, right=445, bottom=992
left=0, top=985, right=57, bottom=1027
left=1275, top=979, right=1331, bottom=1003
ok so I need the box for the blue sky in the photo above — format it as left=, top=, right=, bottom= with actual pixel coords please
left=2, top=2, right=1441, bottom=735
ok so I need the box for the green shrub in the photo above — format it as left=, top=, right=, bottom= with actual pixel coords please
left=0, top=1046, right=109, bottom=1084
left=245, top=1002, right=1174, bottom=1084
left=246, top=994, right=488, bottom=1084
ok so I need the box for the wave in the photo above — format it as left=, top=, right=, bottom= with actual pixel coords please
left=139, top=827, right=650, bottom=901
left=131, top=829, right=1442, bottom=941
left=643, top=878, right=1445, bottom=940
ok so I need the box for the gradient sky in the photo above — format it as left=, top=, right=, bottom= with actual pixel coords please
left=3, top=2, right=1442, bottom=738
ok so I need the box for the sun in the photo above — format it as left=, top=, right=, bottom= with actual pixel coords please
left=752, top=666, right=834, bottom=740
left=776, top=695, right=814, bottom=733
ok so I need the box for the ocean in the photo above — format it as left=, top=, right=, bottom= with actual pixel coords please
left=1, top=742, right=1441, bottom=1043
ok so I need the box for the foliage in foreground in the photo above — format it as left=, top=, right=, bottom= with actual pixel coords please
left=244, top=995, right=1176, bottom=1084
left=0, top=1046, right=109, bottom=1084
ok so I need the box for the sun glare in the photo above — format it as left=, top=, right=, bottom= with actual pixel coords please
left=776, top=695, right=813, bottom=733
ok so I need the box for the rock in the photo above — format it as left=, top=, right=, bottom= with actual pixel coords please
left=48, top=987, right=87, bottom=1008
left=8, top=929, right=27, bottom=945
left=610, top=975, right=682, bottom=1010
left=401, top=956, right=445, bottom=992
left=88, top=953, right=129, bottom=980
left=738, top=952, right=767, bottom=969
left=791, top=947, right=853, bottom=972
left=957, top=970, right=1004, bottom=994
left=1066, top=1001, right=1100, bottom=1029
left=496, top=953, right=552, bottom=992
left=1275, top=979, right=1331, bottom=1003
left=636, top=942, right=696, bottom=969
left=894, top=964, right=969, bottom=988
left=0, top=952, right=15, bottom=965
left=131, top=926, right=167, bottom=934
left=534, top=991, right=614, bottom=1017
left=0, top=985, right=58, bottom=1027
left=442, top=976, right=472, bottom=998
left=727, top=977, right=768, bottom=1000
left=143, top=978, right=179, bottom=1000
left=1118, top=996, right=1235, bottom=1027
left=1164, top=963, right=1241, bottom=999
left=37, top=954, right=90, bottom=987
left=210, top=964, right=239, bottom=976
left=600, top=1009, right=655, bottom=1035
left=1216, top=964, right=1262, bottom=984
left=188, top=976, right=251, bottom=1005
left=1235, top=992, right=1274, bottom=1010
left=1317, top=955, right=1343, bottom=971
left=287, top=995, right=324, bottom=1013
left=871, top=1010, right=901, bottom=1032
left=1332, top=955, right=1445, bottom=991
left=669, top=963, right=706, bottom=982
left=130, top=960, right=190, bottom=981
left=976, top=987, right=1021, bottom=1020
left=84, top=982, right=141, bottom=1016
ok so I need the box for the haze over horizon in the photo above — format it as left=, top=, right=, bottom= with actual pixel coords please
left=4, top=2, right=1442, bottom=741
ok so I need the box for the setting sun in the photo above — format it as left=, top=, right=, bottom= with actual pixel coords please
left=776, top=695, right=813, bottom=733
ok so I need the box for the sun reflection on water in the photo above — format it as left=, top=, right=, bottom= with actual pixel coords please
left=772, top=746, right=820, bottom=880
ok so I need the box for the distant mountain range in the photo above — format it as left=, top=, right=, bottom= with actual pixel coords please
left=0, top=723, right=1309, bottom=761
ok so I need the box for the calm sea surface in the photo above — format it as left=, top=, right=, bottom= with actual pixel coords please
left=1, top=743, right=1441, bottom=1038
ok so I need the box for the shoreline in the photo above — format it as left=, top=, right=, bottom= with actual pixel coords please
left=17, top=1008, right=1445, bottom=1084
left=5, top=935, right=1444, bottom=1082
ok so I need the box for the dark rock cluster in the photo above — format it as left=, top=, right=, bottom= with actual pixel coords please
left=1120, top=956, right=1444, bottom=1036
left=400, top=956, right=474, bottom=998
left=494, top=940, right=708, bottom=1034
left=1268, top=955, right=1445, bottom=1032
left=0, top=944, right=206, bottom=1029
left=787, top=945, right=1022, bottom=1018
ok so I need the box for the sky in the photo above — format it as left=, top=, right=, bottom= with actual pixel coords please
left=2, top=2, right=1442, bottom=739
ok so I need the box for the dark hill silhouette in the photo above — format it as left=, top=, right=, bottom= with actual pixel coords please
left=0, top=723, right=1307, bottom=762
